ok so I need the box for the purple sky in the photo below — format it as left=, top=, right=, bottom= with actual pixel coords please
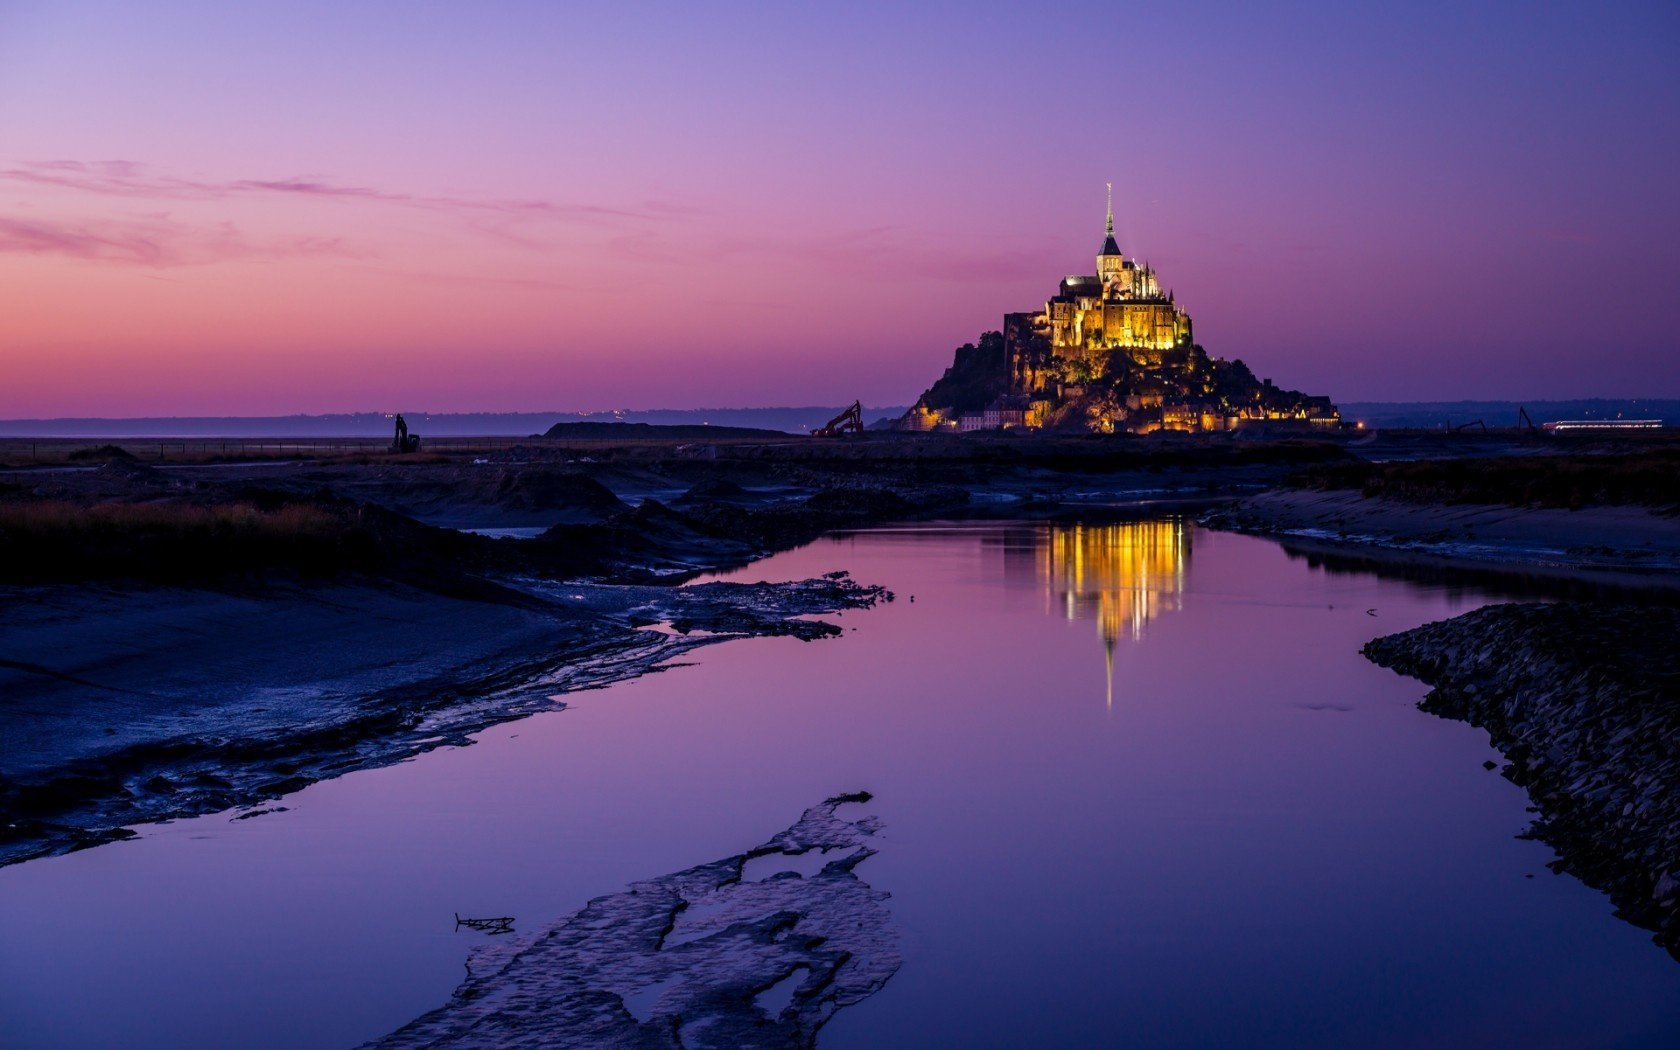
left=0, top=1, right=1676, bottom=415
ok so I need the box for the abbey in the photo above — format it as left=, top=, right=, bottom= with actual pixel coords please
left=905, top=187, right=1340, bottom=434
left=1008, top=184, right=1193, bottom=390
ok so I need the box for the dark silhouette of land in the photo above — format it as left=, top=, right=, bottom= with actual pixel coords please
left=2, top=422, right=1676, bottom=961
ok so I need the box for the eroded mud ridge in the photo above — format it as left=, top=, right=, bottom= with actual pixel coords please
left=1364, top=603, right=1680, bottom=958
left=1202, top=490, right=1680, bottom=582
left=0, top=576, right=888, bottom=868
left=368, top=793, right=899, bottom=1049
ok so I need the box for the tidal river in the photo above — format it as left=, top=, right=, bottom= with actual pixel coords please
left=3, top=520, right=1678, bottom=1047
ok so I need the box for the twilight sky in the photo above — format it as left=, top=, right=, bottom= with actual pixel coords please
left=1, top=0, right=1676, bottom=416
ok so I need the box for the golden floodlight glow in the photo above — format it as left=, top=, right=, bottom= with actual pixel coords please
left=1040, top=520, right=1190, bottom=709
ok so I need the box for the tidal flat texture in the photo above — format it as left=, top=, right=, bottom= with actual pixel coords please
left=368, top=793, right=898, bottom=1049
left=0, top=575, right=887, bottom=867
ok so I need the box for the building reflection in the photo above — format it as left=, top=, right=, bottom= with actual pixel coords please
left=1043, top=519, right=1191, bottom=708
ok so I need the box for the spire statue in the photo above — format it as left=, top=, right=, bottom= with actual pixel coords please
left=1105, top=181, right=1114, bottom=236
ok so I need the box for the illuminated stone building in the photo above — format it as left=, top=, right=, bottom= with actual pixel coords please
left=904, top=185, right=1340, bottom=434
left=1007, top=184, right=1193, bottom=393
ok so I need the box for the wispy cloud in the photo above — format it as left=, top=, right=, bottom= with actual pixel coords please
left=0, top=214, right=365, bottom=267
left=0, top=216, right=170, bottom=265
left=1, top=160, right=670, bottom=226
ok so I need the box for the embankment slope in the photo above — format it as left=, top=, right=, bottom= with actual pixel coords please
left=1365, top=604, right=1680, bottom=959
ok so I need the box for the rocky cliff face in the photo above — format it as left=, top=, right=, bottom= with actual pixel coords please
left=908, top=329, right=1337, bottom=432
left=913, top=332, right=1010, bottom=417
left=1364, top=603, right=1680, bottom=959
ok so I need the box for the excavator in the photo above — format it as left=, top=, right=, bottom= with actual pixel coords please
left=390, top=413, right=421, bottom=453
left=814, top=401, right=865, bottom=437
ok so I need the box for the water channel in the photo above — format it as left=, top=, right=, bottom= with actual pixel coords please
left=3, top=520, right=1677, bottom=1047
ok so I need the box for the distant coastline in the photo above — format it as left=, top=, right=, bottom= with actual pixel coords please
left=0, top=399, right=1674, bottom=438
left=0, top=407, right=910, bottom=439
left=1336, top=399, right=1680, bottom=430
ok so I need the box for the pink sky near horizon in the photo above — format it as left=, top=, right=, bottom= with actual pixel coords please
left=1, top=1, right=1677, bottom=417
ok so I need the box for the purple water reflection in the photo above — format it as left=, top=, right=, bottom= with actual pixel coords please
left=1, top=521, right=1676, bottom=1048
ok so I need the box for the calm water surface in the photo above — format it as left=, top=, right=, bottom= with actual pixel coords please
left=3, top=521, right=1678, bottom=1048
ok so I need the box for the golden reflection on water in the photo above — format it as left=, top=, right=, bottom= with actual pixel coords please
left=1042, top=520, right=1190, bottom=708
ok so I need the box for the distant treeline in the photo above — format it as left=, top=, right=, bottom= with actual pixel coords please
left=0, top=407, right=911, bottom=439
left=1341, top=400, right=1680, bottom=429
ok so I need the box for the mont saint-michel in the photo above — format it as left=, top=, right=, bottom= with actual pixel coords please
left=6, top=4, right=1680, bottom=1046
left=903, top=187, right=1340, bottom=434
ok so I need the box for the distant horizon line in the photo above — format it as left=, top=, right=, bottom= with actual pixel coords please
left=0, top=406, right=909, bottom=423
left=5, top=395, right=1680, bottom=424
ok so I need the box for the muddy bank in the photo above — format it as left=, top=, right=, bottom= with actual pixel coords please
left=0, top=457, right=972, bottom=585
left=368, top=793, right=898, bottom=1048
left=1294, top=447, right=1680, bottom=510
left=1364, top=604, right=1680, bottom=959
left=0, top=572, right=888, bottom=869
left=1270, top=537, right=1680, bottom=605
left=1204, top=489, right=1680, bottom=583
left=3, top=433, right=1349, bottom=532
left=1, top=459, right=981, bottom=870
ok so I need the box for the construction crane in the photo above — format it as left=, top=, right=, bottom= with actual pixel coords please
left=1517, top=406, right=1539, bottom=434
left=1452, top=419, right=1486, bottom=432
left=814, top=401, right=865, bottom=437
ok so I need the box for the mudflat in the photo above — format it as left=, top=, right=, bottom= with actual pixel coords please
left=6, top=428, right=1677, bottom=876
left=1211, top=488, right=1680, bottom=580
left=0, top=572, right=889, bottom=867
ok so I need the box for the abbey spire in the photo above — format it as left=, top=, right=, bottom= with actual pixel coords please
left=1099, top=181, right=1122, bottom=260
left=1096, top=181, right=1125, bottom=294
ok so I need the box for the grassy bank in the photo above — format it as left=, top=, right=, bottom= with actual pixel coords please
left=0, top=498, right=401, bottom=584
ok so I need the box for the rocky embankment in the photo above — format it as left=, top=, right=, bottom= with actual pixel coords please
left=1364, top=603, right=1680, bottom=959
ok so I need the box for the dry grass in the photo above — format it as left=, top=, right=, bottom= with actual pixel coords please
left=0, top=500, right=340, bottom=536
left=0, top=499, right=372, bottom=583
